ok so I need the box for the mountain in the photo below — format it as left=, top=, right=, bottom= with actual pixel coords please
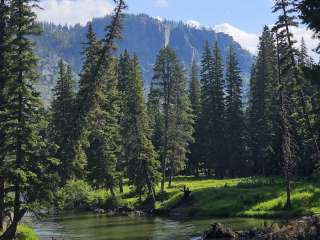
left=33, top=13, right=254, bottom=104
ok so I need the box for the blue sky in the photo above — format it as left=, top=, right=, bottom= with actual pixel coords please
left=36, top=0, right=318, bottom=58
left=37, top=0, right=276, bottom=33
left=127, top=0, right=276, bottom=34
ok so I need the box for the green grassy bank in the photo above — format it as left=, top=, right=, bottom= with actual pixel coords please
left=54, top=177, right=320, bottom=219
left=149, top=177, right=320, bottom=218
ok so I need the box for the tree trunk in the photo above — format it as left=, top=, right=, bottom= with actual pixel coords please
left=161, top=61, right=171, bottom=192
left=0, top=177, right=4, bottom=232
left=285, top=174, right=291, bottom=209
left=168, top=161, right=174, bottom=188
left=109, top=186, right=115, bottom=196
left=143, top=165, right=156, bottom=203
left=119, top=177, right=123, bottom=194
left=194, top=167, right=199, bottom=178
left=207, top=168, right=211, bottom=177
left=275, top=32, right=293, bottom=210
left=160, top=162, right=165, bottom=192
left=168, top=174, right=172, bottom=188
left=0, top=209, right=26, bottom=240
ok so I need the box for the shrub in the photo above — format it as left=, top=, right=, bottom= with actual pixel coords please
left=56, top=180, right=128, bottom=210
left=16, top=225, right=38, bottom=240
left=56, top=180, right=92, bottom=210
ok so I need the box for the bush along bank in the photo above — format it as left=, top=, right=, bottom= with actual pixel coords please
left=55, top=180, right=133, bottom=213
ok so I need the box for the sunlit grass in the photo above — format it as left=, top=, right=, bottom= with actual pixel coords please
left=129, top=176, right=320, bottom=218
left=16, top=225, right=38, bottom=240
left=0, top=225, right=39, bottom=240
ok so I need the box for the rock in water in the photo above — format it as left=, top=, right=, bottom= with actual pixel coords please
left=203, top=223, right=236, bottom=239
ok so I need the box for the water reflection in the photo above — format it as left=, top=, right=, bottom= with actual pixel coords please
left=30, top=212, right=277, bottom=240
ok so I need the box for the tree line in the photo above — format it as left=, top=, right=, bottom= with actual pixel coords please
left=0, top=0, right=319, bottom=238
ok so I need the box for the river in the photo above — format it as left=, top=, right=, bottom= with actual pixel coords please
left=29, top=212, right=279, bottom=240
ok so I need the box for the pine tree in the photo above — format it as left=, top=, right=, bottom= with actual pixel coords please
left=273, top=0, right=320, bottom=172
left=0, top=0, right=11, bottom=231
left=49, top=60, right=77, bottom=184
left=72, top=23, right=100, bottom=178
left=225, top=46, right=245, bottom=177
left=298, top=38, right=312, bottom=67
left=77, top=23, right=101, bottom=118
left=152, top=47, right=193, bottom=190
left=0, top=0, right=59, bottom=238
left=187, top=59, right=201, bottom=176
left=74, top=0, right=127, bottom=194
left=198, top=41, right=214, bottom=175
left=117, top=49, right=132, bottom=192
left=210, top=42, right=226, bottom=177
left=124, top=54, right=160, bottom=201
left=147, top=83, right=163, bottom=155
left=0, top=0, right=10, bottom=101
left=274, top=31, right=296, bottom=208
left=296, top=38, right=317, bottom=175
left=118, top=50, right=131, bottom=94
left=248, top=26, right=280, bottom=176
left=86, top=57, right=120, bottom=194
left=197, top=41, right=226, bottom=177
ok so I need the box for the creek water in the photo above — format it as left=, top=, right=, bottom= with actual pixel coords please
left=29, top=212, right=280, bottom=240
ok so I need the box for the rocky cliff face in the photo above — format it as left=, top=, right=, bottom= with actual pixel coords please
left=34, top=13, right=254, bottom=103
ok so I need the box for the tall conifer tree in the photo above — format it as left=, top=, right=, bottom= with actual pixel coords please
left=0, top=0, right=11, bottom=231
left=117, top=50, right=132, bottom=192
left=0, top=0, right=58, bottom=238
left=248, top=26, right=280, bottom=176
left=86, top=57, right=120, bottom=194
left=74, top=0, right=127, bottom=193
left=152, top=47, right=193, bottom=190
left=273, top=0, right=320, bottom=171
left=49, top=60, right=77, bottom=183
left=211, top=42, right=226, bottom=177
left=198, top=41, right=214, bottom=175
left=187, top=59, right=201, bottom=176
left=147, top=83, right=163, bottom=159
left=225, top=47, right=245, bottom=177
left=124, top=54, right=159, bottom=200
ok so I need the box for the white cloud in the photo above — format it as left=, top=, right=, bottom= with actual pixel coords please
left=186, top=20, right=201, bottom=29
left=153, top=0, right=168, bottom=8
left=213, top=23, right=319, bottom=60
left=213, top=23, right=259, bottom=54
left=36, top=0, right=114, bottom=26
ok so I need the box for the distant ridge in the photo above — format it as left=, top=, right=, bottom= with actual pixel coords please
left=34, top=13, right=254, bottom=103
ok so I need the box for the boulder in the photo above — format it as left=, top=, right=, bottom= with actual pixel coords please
left=93, top=208, right=106, bottom=214
left=203, top=223, right=236, bottom=239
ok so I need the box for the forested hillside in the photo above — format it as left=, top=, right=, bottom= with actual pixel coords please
left=34, top=14, right=254, bottom=103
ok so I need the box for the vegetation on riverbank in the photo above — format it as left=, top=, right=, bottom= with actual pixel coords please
left=153, top=177, right=320, bottom=218
left=57, top=177, right=320, bottom=219
left=0, top=226, right=38, bottom=240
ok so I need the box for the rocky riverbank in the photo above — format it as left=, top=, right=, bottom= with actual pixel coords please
left=203, top=216, right=320, bottom=239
